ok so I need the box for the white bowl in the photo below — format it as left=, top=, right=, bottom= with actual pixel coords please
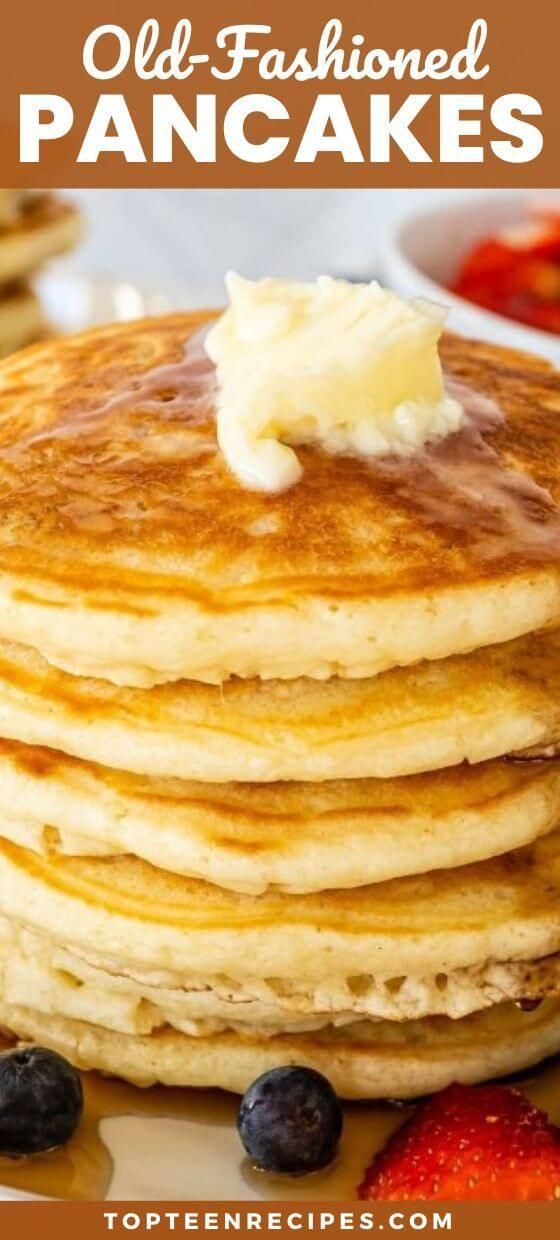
left=379, top=192, right=560, bottom=365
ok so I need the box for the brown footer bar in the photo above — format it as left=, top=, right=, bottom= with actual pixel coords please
left=0, top=1203, right=558, bottom=1239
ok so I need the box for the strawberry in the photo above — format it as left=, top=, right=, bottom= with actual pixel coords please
left=359, top=1083, right=560, bottom=1201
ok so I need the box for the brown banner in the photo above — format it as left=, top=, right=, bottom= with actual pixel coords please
left=0, top=0, right=558, bottom=187
left=1, top=1203, right=560, bottom=1238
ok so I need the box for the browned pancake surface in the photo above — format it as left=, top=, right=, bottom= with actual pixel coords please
left=0, top=317, right=557, bottom=603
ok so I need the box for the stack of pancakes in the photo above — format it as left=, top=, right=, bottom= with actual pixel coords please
left=0, top=313, right=558, bottom=1099
left=0, top=191, right=81, bottom=357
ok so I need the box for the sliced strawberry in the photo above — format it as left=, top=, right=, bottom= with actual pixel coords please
left=359, top=1083, right=560, bottom=1201
left=451, top=215, right=560, bottom=335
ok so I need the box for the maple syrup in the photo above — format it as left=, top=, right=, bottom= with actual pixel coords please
left=0, top=1043, right=558, bottom=1201
left=6, top=322, right=560, bottom=577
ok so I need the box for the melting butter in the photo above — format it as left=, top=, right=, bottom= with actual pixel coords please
left=205, top=273, right=464, bottom=492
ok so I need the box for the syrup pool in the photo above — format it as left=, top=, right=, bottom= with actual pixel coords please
left=0, top=1050, right=559, bottom=1201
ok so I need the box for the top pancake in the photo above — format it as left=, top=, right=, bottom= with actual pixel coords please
left=0, top=317, right=558, bottom=686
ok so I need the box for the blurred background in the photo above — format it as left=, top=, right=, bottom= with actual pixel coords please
left=1, top=187, right=559, bottom=362
left=59, top=188, right=509, bottom=303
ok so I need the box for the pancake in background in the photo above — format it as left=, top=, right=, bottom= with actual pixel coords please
left=0, top=195, right=82, bottom=285
left=0, top=630, right=557, bottom=782
left=2, top=830, right=560, bottom=1011
left=0, top=321, right=558, bottom=686
left=0, top=191, right=44, bottom=228
left=1, top=738, right=559, bottom=892
left=0, top=285, right=44, bottom=359
left=0, top=995, right=559, bottom=1099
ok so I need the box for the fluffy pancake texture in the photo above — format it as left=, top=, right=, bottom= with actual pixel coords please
left=2, top=914, right=560, bottom=1031
left=3, top=831, right=560, bottom=1000
left=0, top=997, right=558, bottom=1098
left=0, top=631, right=558, bottom=782
left=0, top=738, right=559, bottom=892
left=0, top=319, right=558, bottom=685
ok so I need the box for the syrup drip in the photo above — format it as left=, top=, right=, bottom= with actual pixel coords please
left=11, top=327, right=216, bottom=452
left=75, top=353, right=560, bottom=568
left=366, top=376, right=560, bottom=568
left=77, top=350, right=560, bottom=571
left=516, top=999, right=544, bottom=1012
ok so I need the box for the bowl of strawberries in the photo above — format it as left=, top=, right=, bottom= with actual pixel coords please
left=380, top=192, right=560, bottom=364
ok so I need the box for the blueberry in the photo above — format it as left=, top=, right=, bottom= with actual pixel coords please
left=0, top=1046, right=83, bottom=1157
left=237, top=1066, right=343, bottom=1174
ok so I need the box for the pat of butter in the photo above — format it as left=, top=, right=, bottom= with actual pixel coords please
left=205, top=272, right=464, bottom=492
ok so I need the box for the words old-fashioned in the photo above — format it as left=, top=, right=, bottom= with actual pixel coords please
left=19, top=17, right=544, bottom=165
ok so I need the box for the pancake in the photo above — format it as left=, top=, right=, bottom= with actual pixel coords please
left=0, top=195, right=82, bottom=284
left=0, top=996, right=559, bottom=1098
left=0, top=629, right=558, bottom=783
left=0, top=285, right=44, bottom=359
left=0, top=321, right=557, bottom=687
left=2, top=914, right=560, bottom=1032
left=0, top=191, right=43, bottom=228
left=2, top=829, right=560, bottom=1009
left=0, top=738, right=559, bottom=892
